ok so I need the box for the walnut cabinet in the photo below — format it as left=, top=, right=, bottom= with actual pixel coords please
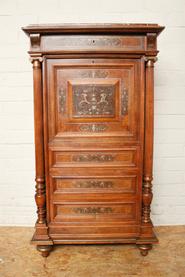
left=22, top=24, right=164, bottom=257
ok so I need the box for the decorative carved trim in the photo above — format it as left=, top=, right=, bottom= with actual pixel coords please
left=142, top=176, right=153, bottom=223
left=121, top=87, right=128, bottom=116
left=73, top=207, right=113, bottom=214
left=73, top=153, right=115, bottom=162
left=73, top=84, right=115, bottom=117
left=74, top=180, right=114, bottom=188
left=59, top=87, right=66, bottom=113
left=30, top=34, right=41, bottom=50
left=81, top=70, right=109, bottom=78
left=79, top=124, right=107, bottom=132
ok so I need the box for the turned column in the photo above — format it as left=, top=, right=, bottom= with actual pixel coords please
left=31, top=57, right=46, bottom=225
left=138, top=56, right=158, bottom=256
left=142, top=57, right=157, bottom=224
left=30, top=57, right=53, bottom=256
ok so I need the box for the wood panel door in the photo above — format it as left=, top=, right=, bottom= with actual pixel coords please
left=44, top=57, right=144, bottom=240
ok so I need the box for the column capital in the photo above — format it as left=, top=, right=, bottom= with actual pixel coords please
left=144, top=56, right=158, bottom=67
left=30, top=56, right=43, bottom=64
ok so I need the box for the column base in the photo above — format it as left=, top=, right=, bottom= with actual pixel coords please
left=36, top=245, right=53, bottom=257
left=137, top=244, right=152, bottom=256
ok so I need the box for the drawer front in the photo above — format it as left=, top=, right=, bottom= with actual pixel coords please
left=51, top=148, right=138, bottom=168
left=53, top=203, right=136, bottom=223
left=41, top=35, right=145, bottom=52
left=53, top=176, right=137, bottom=193
left=52, top=176, right=137, bottom=202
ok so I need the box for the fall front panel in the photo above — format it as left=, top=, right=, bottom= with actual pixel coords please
left=46, top=58, right=143, bottom=141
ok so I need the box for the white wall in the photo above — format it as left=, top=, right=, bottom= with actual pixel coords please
left=0, top=0, right=185, bottom=226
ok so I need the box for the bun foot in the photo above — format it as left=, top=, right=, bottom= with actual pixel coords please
left=138, top=244, right=152, bottom=256
left=36, top=245, right=53, bottom=257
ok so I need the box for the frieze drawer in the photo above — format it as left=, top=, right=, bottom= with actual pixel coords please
left=51, top=149, right=138, bottom=167
left=40, top=35, right=145, bottom=52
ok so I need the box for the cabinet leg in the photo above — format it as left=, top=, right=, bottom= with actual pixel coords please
left=36, top=245, right=53, bottom=257
left=137, top=244, right=152, bottom=256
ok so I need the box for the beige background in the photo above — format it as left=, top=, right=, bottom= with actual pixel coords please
left=0, top=0, right=185, bottom=226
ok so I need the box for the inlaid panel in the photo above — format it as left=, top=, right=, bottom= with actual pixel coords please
left=67, top=79, right=120, bottom=121
left=72, top=84, right=115, bottom=117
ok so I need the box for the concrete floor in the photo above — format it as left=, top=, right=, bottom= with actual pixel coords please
left=0, top=226, right=185, bottom=277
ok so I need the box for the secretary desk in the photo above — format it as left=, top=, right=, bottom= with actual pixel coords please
left=22, top=23, right=164, bottom=257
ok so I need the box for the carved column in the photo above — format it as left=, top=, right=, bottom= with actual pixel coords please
left=31, top=57, right=46, bottom=225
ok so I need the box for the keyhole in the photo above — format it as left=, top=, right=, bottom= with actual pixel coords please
left=92, top=40, right=95, bottom=44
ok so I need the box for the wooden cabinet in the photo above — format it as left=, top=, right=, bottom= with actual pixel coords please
left=22, top=24, right=164, bottom=257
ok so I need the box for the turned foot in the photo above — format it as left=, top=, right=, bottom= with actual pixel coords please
left=36, top=245, right=53, bottom=257
left=138, top=244, right=152, bottom=256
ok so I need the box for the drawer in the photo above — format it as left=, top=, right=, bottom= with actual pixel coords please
left=51, top=176, right=137, bottom=203
left=51, top=148, right=139, bottom=168
left=53, top=176, right=137, bottom=193
left=53, top=203, right=136, bottom=223
left=41, top=35, right=145, bottom=52
left=51, top=175, right=139, bottom=202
